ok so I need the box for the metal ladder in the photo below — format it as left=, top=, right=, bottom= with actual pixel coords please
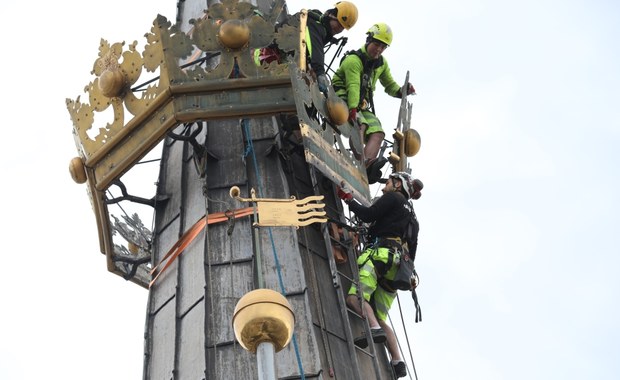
left=308, top=167, right=388, bottom=380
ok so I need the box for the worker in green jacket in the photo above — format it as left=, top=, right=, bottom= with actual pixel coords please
left=332, top=23, right=415, bottom=183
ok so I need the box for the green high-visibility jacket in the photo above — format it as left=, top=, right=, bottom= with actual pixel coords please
left=332, top=45, right=401, bottom=111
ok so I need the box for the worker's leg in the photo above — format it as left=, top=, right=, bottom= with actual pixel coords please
left=360, top=111, right=385, bottom=164
left=378, top=319, right=402, bottom=361
left=372, top=284, right=402, bottom=362
left=347, top=247, right=382, bottom=329
left=349, top=122, right=367, bottom=161
left=369, top=256, right=408, bottom=378
left=364, top=131, right=385, bottom=163
left=347, top=248, right=387, bottom=348
left=346, top=294, right=381, bottom=328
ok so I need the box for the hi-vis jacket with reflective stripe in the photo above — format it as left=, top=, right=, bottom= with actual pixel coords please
left=305, top=9, right=336, bottom=76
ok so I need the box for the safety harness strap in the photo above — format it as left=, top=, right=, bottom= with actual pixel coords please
left=335, top=49, right=384, bottom=112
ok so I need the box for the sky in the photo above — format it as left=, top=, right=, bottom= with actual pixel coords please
left=1, top=0, right=619, bottom=379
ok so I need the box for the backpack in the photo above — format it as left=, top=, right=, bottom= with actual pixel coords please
left=404, top=204, right=422, bottom=322
left=388, top=204, right=419, bottom=291
left=394, top=202, right=423, bottom=322
left=403, top=204, right=419, bottom=262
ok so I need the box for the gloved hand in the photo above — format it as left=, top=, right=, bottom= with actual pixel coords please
left=317, top=74, right=329, bottom=94
left=406, top=82, right=416, bottom=95
left=336, top=183, right=353, bottom=202
left=397, top=82, right=416, bottom=98
left=348, top=108, right=357, bottom=124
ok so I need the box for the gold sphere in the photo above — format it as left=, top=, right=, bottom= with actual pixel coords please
left=218, top=19, right=250, bottom=50
left=232, top=289, right=295, bottom=353
left=98, top=69, right=126, bottom=98
left=326, top=95, right=349, bottom=125
left=69, top=157, right=87, bottom=184
left=404, top=129, right=421, bottom=157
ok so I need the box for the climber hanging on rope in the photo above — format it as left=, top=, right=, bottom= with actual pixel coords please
left=337, top=171, right=423, bottom=379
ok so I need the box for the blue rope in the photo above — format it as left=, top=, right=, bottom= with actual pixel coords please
left=242, top=119, right=306, bottom=379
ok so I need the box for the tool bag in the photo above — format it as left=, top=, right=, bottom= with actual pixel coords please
left=390, top=252, right=414, bottom=291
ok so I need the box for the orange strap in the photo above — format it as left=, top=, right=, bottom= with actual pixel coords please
left=149, top=207, right=254, bottom=288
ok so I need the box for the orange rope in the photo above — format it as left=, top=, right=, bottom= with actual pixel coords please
left=149, top=207, right=254, bottom=288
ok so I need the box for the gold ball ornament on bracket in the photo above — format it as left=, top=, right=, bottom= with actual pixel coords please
left=218, top=19, right=250, bottom=50
left=404, top=129, right=421, bottom=157
left=326, top=95, right=349, bottom=125
left=69, top=157, right=87, bottom=184
left=98, top=68, right=127, bottom=98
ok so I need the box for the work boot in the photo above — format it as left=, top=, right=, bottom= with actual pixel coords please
left=392, top=360, right=407, bottom=378
left=366, top=156, right=388, bottom=184
left=353, top=327, right=387, bottom=348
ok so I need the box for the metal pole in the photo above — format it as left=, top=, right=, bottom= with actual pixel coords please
left=256, top=341, right=277, bottom=380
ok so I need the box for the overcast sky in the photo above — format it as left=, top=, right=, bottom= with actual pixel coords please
left=1, top=0, right=618, bottom=379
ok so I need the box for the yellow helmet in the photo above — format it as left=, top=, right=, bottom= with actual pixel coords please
left=334, top=1, right=358, bottom=30
left=367, top=22, right=393, bottom=46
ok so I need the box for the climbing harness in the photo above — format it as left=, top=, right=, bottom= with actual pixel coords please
left=334, top=49, right=384, bottom=113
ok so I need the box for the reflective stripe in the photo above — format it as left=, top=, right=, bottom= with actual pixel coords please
left=253, top=48, right=261, bottom=66
left=305, top=26, right=312, bottom=58
left=349, top=249, right=378, bottom=300
left=347, top=246, right=399, bottom=321
left=358, top=259, right=377, bottom=300
left=372, top=286, right=396, bottom=321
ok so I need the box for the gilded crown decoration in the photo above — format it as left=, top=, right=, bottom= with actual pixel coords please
left=66, top=0, right=373, bottom=286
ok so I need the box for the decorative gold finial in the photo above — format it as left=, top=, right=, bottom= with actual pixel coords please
left=218, top=19, right=251, bottom=49
left=232, top=288, right=295, bottom=353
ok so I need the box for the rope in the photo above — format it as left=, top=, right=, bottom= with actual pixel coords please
left=227, top=206, right=240, bottom=380
left=393, top=294, right=419, bottom=380
left=241, top=123, right=265, bottom=288
left=242, top=119, right=306, bottom=380
left=202, top=183, right=219, bottom=380
left=283, top=152, right=335, bottom=375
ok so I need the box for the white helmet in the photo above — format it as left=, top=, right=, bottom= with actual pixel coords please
left=389, top=172, right=423, bottom=199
